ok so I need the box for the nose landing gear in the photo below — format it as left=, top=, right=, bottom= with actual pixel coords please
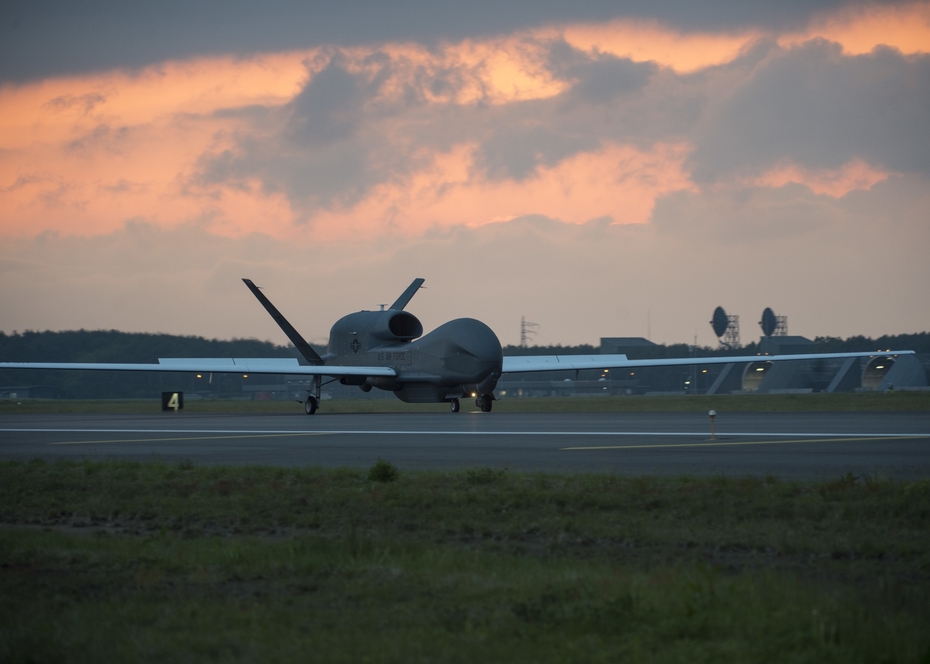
left=304, top=396, right=318, bottom=415
left=450, top=398, right=460, bottom=413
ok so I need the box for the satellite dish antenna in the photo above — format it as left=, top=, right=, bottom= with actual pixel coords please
left=710, top=306, right=729, bottom=338
left=760, top=307, right=777, bottom=337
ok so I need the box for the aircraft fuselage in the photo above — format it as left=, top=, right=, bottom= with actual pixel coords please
left=326, top=311, right=503, bottom=403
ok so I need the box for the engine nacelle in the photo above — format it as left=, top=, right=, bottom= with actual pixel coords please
left=328, top=310, right=424, bottom=355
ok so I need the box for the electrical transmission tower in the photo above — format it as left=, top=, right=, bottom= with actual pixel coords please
left=520, top=316, right=539, bottom=347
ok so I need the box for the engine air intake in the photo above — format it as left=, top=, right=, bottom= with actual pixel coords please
left=386, top=311, right=423, bottom=340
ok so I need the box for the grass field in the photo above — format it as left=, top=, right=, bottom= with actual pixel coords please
left=2, top=390, right=929, bottom=414
left=2, top=460, right=929, bottom=662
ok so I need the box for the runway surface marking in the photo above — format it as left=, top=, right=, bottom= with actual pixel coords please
left=49, top=432, right=332, bottom=446
left=562, top=435, right=927, bottom=451
left=3, top=428, right=929, bottom=438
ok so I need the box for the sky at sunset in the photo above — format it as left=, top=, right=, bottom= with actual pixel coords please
left=1, top=1, right=929, bottom=348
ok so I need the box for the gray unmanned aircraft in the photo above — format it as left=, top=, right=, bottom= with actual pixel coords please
left=0, top=278, right=915, bottom=413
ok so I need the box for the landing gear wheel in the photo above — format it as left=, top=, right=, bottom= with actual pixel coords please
left=478, top=394, right=492, bottom=412
left=304, top=396, right=318, bottom=415
left=450, top=398, right=460, bottom=413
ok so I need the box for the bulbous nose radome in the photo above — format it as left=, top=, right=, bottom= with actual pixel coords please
left=455, top=319, right=503, bottom=366
left=451, top=319, right=503, bottom=393
left=425, top=318, right=503, bottom=383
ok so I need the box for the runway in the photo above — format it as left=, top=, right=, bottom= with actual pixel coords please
left=1, top=410, right=929, bottom=479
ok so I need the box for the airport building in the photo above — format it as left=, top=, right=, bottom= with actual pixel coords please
left=495, top=320, right=929, bottom=398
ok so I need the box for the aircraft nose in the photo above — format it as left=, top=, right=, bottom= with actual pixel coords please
left=459, top=320, right=503, bottom=395
left=457, top=319, right=503, bottom=367
left=429, top=318, right=503, bottom=378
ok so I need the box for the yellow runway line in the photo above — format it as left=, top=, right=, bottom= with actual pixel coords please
left=561, top=435, right=926, bottom=451
left=50, top=432, right=331, bottom=446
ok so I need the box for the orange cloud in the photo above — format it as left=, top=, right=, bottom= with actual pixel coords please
left=0, top=37, right=576, bottom=240
left=780, top=2, right=930, bottom=55
left=747, top=159, right=891, bottom=197
left=0, top=113, right=240, bottom=237
left=554, top=20, right=759, bottom=73
left=0, top=28, right=700, bottom=241
left=305, top=142, right=697, bottom=241
left=361, top=38, right=568, bottom=105
left=557, top=4, right=930, bottom=75
left=4, top=4, right=919, bottom=243
left=0, top=52, right=309, bottom=150
left=0, top=50, right=315, bottom=237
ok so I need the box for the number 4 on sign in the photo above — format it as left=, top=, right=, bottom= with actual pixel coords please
left=161, top=391, right=183, bottom=412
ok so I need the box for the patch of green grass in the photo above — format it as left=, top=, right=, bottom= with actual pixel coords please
left=368, top=458, right=399, bottom=483
left=1, top=462, right=929, bottom=661
left=2, top=527, right=928, bottom=663
left=3, top=461, right=929, bottom=565
left=1, top=390, right=928, bottom=414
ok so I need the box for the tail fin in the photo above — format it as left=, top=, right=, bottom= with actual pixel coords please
left=389, top=278, right=425, bottom=311
left=242, top=279, right=324, bottom=365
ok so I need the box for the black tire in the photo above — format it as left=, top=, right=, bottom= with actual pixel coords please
left=305, top=396, right=318, bottom=415
left=479, top=394, right=492, bottom=412
left=450, top=398, right=460, bottom=413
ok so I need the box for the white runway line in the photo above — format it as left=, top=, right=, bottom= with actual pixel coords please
left=1, top=428, right=928, bottom=438
left=563, top=435, right=926, bottom=451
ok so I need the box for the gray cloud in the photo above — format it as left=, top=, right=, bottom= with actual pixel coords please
left=193, top=55, right=413, bottom=213
left=470, top=45, right=659, bottom=180
left=193, top=44, right=660, bottom=209
left=98, top=179, right=150, bottom=195
left=474, top=123, right=601, bottom=180
left=548, top=41, right=657, bottom=104
left=3, top=173, right=928, bottom=346
left=689, top=42, right=930, bottom=181
left=186, top=28, right=930, bottom=229
left=42, top=92, right=106, bottom=113
left=0, top=0, right=891, bottom=83
left=286, top=54, right=381, bottom=147
left=652, top=184, right=838, bottom=244
left=65, top=123, right=135, bottom=155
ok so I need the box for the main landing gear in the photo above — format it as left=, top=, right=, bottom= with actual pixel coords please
left=449, top=395, right=492, bottom=412
left=304, top=396, right=318, bottom=415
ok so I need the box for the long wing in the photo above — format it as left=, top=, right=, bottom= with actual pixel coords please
left=242, top=279, right=324, bottom=365
left=0, top=358, right=395, bottom=377
left=502, top=351, right=914, bottom=373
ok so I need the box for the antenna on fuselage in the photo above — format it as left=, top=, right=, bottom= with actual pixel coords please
left=389, top=278, right=425, bottom=311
